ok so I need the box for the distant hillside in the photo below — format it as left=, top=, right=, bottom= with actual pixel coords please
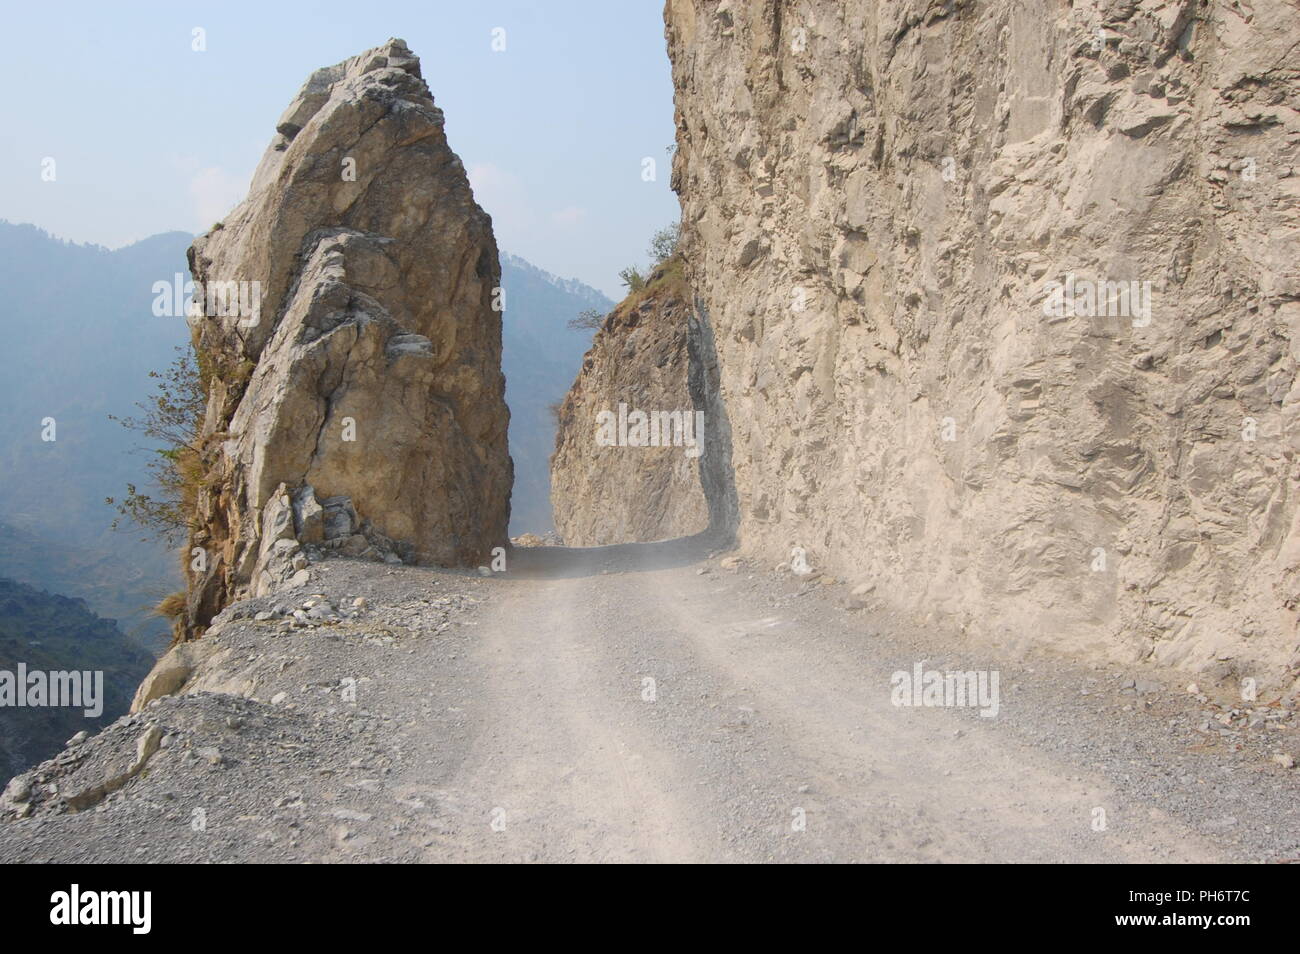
left=0, top=577, right=154, bottom=784
left=0, top=522, right=168, bottom=656
left=0, top=222, right=192, bottom=639
left=499, top=254, right=612, bottom=533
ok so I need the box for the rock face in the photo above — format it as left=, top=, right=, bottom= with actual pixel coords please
left=183, top=39, right=511, bottom=637
left=666, top=1, right=1300, bottom=686
left=550, top=264, right=713, bottom=545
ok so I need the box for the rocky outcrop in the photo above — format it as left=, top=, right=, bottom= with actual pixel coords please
left=666, top=1, right=1300, bottom=687
left=183, top=39, right=511, bottom=637
left=550, top=263, right=713, bottom=545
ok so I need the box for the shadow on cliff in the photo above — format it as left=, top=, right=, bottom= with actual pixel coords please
left=504, top=529, right=728, bottom=579
left=687, top=295, right=739, bottom=543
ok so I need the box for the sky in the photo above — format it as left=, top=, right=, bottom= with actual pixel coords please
left=0, top=0, right=679, bottom=299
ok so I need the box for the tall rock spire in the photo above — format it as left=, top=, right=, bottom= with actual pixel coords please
left=182, top=38, right=512, bottom=637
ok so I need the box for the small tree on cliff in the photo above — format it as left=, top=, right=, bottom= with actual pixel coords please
left=648, top=223, right=679, bottom=266
left=106, top=345, right=206, bottom=545
left=567, top=308, right=605, bottom=332
left=619, top=266, right=646, bottom=293
left=616, top=223, right=680, bottom=298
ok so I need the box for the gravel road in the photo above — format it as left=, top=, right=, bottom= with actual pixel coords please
left=2, top=536, right=1296, bottom=862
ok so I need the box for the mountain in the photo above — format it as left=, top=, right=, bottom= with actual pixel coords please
left=0, top=522, right=168, bottom=656
left=0, top=576, right=154, bottom=784
left=499, top=253, right=612, bottom=533
left=0, top=222, right=192, bottom=640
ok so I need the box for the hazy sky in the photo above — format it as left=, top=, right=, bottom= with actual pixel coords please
left=0, top=0, right=679, bottom=298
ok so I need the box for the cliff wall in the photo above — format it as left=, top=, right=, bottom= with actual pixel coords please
left=666, top=0, right=1300, bottom=685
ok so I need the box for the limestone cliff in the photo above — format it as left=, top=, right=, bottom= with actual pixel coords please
left=550, top=261, right=714, bottom=545
left=183, top=39, right=511, bottom=637
left=666, top=1, right=1300, bottom=686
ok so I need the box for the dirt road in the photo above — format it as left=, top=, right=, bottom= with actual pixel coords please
left=3, top=538, right=1297, bottom=863
left=414, top=539, right=1272, bottom=862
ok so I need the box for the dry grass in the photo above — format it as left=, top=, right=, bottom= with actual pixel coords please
left=154, top=591, right=186, bottom=619
left=615, top=253, right=688, bottom=316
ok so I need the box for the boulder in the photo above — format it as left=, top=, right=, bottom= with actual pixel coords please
left=181, top=39, right=512, bottom=636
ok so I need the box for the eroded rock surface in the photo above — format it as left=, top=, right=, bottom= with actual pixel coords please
left=666, top=0, right=1300, bottom=686
left=550, top=266, right=712, bottom=545
left=184, top=39, right=511, bottom=636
